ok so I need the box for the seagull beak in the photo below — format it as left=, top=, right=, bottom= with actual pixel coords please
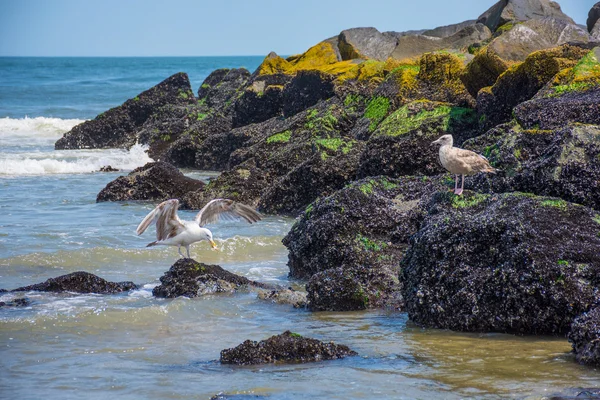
left=431, top=139, right=440, bottom=146
left=209, top=239, right=220, bottom=252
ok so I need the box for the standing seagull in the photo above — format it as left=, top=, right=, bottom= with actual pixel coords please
left=431, top=134, right=497, bottom=195
left=136, top=198, right=262, bottom=258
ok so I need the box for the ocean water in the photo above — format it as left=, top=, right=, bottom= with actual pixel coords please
left=1, top=57, right=599, bottom=399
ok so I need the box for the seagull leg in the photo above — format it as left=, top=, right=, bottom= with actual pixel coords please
left=178, top=245, right=184, bottom=258
left=454, top=175, right=459, bottom=193
left=186, top=246, right=191, bottom=259
left=455, top=175, right=464, bottom=196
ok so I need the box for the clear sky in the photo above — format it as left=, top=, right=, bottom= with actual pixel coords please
left=0, top=0, right=596, bottom=57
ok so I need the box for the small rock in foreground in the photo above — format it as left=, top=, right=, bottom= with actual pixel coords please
left=569, top=306, right=600, bottom=367
left=12, top=271, right=137, bottom=294
left=220, top=331, right=357, bottom=365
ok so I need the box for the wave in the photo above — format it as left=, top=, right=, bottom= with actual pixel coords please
left=0, top=144, right=152, bottom=176
left=0, top=116, right=85, bottom=137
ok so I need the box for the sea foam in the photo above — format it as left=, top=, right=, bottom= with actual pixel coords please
left=0, top=116, right=85, bottom=136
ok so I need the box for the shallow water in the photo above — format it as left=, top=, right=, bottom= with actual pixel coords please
left=1, top=57, right=599, bottom=399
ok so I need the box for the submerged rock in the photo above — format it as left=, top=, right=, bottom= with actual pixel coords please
left=0, top=298, right=31, bottom=307
left=283, top=176, right=444, bottom=311
left=402, top=191, right=600, bottom=334
left=96, top=161, right=204, bottom=202
left=256, top=288, right=307, bottom=308
left=55, top=72, right=196, bottom=150
left=99, top=165, right=119, bottom=172
left=569, top=306, right=600, bottom=367
left=152, top=258, right=270, bottom=298
left=12, top=272, right=137, bottom=294
left=220, top=331, right=357, bottom=365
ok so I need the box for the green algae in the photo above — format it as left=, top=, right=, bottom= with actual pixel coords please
left=451, top=193, right=490, bottom=208
left=267, top=130, right=292, bottom=144
left=364, top=96, right=390, bottom=132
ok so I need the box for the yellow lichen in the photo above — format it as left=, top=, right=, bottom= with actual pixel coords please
left=290, top=41, right=339, bottom=70
left=257, top=53, right=293, bottom=75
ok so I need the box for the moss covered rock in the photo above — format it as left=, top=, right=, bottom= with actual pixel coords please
left=13, top=272, right=137, bottom=294
left=461, top=47, right=511, bottom=98
left=402, top=191, right=600, bottom=334
left=282, top=176, right=444, bottom=311
left=358, top=100, right=479, bottom=179
left=464, top=123, right=600, bottom=211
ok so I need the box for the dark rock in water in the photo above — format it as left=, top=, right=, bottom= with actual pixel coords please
left=401, top=191, right=600, bottom=334
left=152, top=258, right=270, bottom=298
left=12, top=272, right=137, bottom=294
left=477, top=0, right=575, bottom=32
left=256, top=288, right=307, bottom=308
left=282, top=70, right=335, bottom=117
left=96, top=161, right=204, bottom=202
left=569, top=306, right=600, bottom=367
left=514, top=88, right=600, bottom=130
left=197, top=68, right=250, bottom=109
left=476, top=44, right=590, bottom=129
left=55, top=72, right=196, bottom=150
left=545, top=388, right=600, bottom=399
left=358, top=100, right=479, bottom=179
left=465, top=123, right=600, bottom=211
left=338, top=27, right=397, bottom=61
left=220, top=331, right=357, bottom=365
left=0, top=297, right=31, bottom=307
left=589, top=3, right=600, bottom=34
left=283, top=176, right=444, bottom=311
left=99, top=165, right=119, bottom=172
left=210, top=394, right=268, bottom=400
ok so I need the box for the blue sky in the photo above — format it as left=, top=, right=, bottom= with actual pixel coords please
left=0, top=0, right=596, bottom=56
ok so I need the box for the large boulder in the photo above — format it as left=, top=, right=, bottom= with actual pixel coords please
left=232, top=73, right=291, bottom=128
left=55, top=73, right=196, bottom=150
left=569, top=306, right=600, bottom=366
left=197, top=68, right=250, bottom=108
left=152, top=258, right=271, bottom=298
left=13, top=272, right=137, bottom=294
left=282, top=176, right=444, bottom=311
left=477, top=0, right=575, bottom=32
left=337, top=27, right=397, bottom=61
left=220, top=331, right=357, bottom=365
left=587, top=2, right=600, bottom=34
left=486, top=18, right=590, bottom=62
left=421, top=20, right=477, bottom=38
left=402, top=191, right=600, bottom=334
left=464, top=123, right=600, bottom=211
left=96, top=161, right=204, bottom=202
left=282, top=70, right=336, bottom=117
left=358, top=100, right=479, bottom=179
left=460, top=47, right=510, bottom=98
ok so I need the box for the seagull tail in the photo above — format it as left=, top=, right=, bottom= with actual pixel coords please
left=146, top=241, right=158, bottom=247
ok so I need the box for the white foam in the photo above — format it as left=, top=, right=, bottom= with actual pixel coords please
left=0, top=144, right=153, bottom=176
left=0, top=116, right=85, bottom=136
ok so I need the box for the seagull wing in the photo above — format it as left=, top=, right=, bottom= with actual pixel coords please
left=194, top=198, right=262, bottom=227
left=136, top=199, right=185, bottom=241
left=452, top=148, right=497, bottom=174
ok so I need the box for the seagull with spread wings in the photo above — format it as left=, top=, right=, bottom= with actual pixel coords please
left=136, top=198, right=262, bottom=258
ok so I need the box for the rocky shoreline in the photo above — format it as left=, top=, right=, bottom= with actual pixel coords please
left=37, top=0, right=600, bottom=367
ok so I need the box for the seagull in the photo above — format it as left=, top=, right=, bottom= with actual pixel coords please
left=136, top=198, right=262, bottom=258
left=431, top=134, right=497, bottom=195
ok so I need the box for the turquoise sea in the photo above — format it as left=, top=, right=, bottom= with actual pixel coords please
left=1, top=57, right=599, bottom=399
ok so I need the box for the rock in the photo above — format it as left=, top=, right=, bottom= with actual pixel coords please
left=477, top=0, right=576, bottom=32
left=210, top=394, right=268, bottom=400
left=569, top=306, right=600, bottom=367
left=282, top=70, right=335, bottom=117
left=514, top=88, right=600, bottom=129
left=55, top=73, right=196, bottom=150
left=390, top=24, right=491, bottom=60
left=402, top=191, right=600, bottom=334
left=587, top=2, right=600, bottom=33
left=96, top=161, right=204, bottom=202
left=282, top=176, right=445, bottom=311
left=338, top=27, right=397, bottom=61
left=220, top=331, right=357, bottom=365
left=476, top=44, right=591, bottom=128
left=162, top=136, right=202, bottom=168
left=465, top=123, right=600, bottom=211
left=0, top=297, right=31, bottom=307
left=152, top=258, right=270, bottom=298
left=256, top=288, right=307, bottom=308
left=232, top=74, right=290, bottom=128
left=197, top=68, right=250, bottom=109
left=422, top=20, right=477, bottom=38
left=486, top=18, right=590, bottom=62
left=358, top=100, right=479, bottom=179
left=12, top=272, right=137, bottom=294
left=461, top=47, right=510, bottom=98
left=99, top=165, right=118, bottom=172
